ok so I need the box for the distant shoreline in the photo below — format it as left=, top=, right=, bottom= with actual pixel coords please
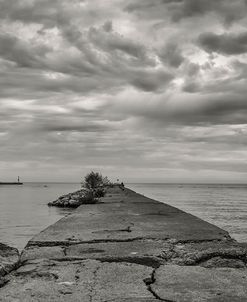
left=5, top=181, right=247, bottom=185
left=0, top=182, right=23, bottom=185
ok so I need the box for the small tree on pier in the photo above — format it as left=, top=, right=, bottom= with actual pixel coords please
left=81, top=171, right=110, bottom=201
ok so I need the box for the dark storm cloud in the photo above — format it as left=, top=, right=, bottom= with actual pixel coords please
left=125, top=0, right=247, bottom=24
left=0, top=69, right=106, bottom=98
left=171, top=0, right=247, bottom=23
left=198, top=31, right=247, bottom=55
left=61, top=22, right=157, bottom=71
left=0, top=1, right=175, bottom=95
left=0, top=26, right=174, bottom=97
left=0, top=0, right=70, bottom=28
left=158, top=43, right=184, bottom=67
left=113, top=90, right=247, bottom=127
left=89, top=25, right=144, bottom=59
left=0, top=33, right=50, bottom=68
left=130, top=69, right=173, bottom=92
left=40, top=121, right=114, bottom=133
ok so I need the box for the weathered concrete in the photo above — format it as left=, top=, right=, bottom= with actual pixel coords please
left=28, top=189, right=230, bottom=246
left=151, top=265, right=247, bottom=301
left=0, top=186, right=246, bottom=301
left=0, top=260, right=155, bottom=301
left=22, top=239, right=170, bottom=268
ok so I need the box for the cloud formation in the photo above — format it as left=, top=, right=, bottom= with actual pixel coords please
left=0, top=0, right=247, bottom=182
left=198, top=31, right=247, bottom=55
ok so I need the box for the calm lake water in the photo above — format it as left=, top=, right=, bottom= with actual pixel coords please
left=0, top=182, right=246, bottom=251
left=0, top=182, right=80, bottom=250
left=128, top=183, right=247, bottom=243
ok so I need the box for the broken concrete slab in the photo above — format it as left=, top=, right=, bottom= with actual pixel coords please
left=0, top=260, right=155, bottom=302
left=21, top=245, right=65, bottom=262
left=161, top=240, right=247, bottom=267
left=151, top=264, right=247, bottom=302
left=22, top=239, right=172, bottom=268
left=22, top=238, right=247, bottom=270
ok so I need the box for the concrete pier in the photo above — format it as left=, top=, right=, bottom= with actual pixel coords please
left=0, top=186, right=246, bottom=301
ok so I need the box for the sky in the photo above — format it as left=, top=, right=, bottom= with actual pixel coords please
left=1, top=0, right=247, bottom=183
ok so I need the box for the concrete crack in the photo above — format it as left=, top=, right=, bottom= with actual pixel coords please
left=143, top=269, right=175, bottom=301
left=51, top=255, right=163, bottom=268
left=27, top=237, right=147, bottom=247
left=96, top=256, right=162, bottom=268
left=92, top=226, right=132, bottom=234
left=0, top=277, right=10, bottom=289
left=62, top=246, right=67, bottom=256
left=175, top=237, right=233, bottom=244
left=88, top=265, right=100, bottom=302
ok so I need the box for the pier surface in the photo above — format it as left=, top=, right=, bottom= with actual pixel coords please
left=0, top=186, right=246, bottom=301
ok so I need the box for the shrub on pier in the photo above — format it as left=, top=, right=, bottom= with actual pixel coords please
left=81, top=171, right=110, bottom=202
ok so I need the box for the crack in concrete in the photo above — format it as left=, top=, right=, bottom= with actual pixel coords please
left=0, top=277, right=10, bottom=289
left=88, top=264, right=100, bottom=302
left=62, top=246, right=67, bottom=257
left=27, top=237, right=151, bottom=247
left=143, top=269, right=175, bottom=302
left=95, top=256, right=163, bottom=268
left=49, top=255, right=163, bottom=268
left=175, top=237, right=233, bottom=244
left=27, top=237, right=231, bottom=248
left=92, top=226, right=132, bottom=234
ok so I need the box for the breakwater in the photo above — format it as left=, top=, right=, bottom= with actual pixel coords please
left=0, top=186, right=246, bottom=301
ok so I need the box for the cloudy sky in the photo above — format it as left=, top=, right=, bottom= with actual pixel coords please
left=1, top=0, right=247, bottom=183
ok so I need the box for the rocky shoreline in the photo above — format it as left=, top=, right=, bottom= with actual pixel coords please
left=0, top=243, right=19, bottom=288
left=0, top=185, right=246, bottom=301
left=48, top=186, right=109, bottom=208
left=48, top=189, right=91, bottom=208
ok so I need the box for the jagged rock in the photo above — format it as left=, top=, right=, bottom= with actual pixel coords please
left=0, top=243, right=19, bottom=278
left=47, top=189, right=102, bottom=208
left=68, top=199, right=79, bottom=207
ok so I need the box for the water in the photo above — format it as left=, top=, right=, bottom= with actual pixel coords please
left=0, top=183, right=246, bottom=251
left=128, top=183, right=247, bottom=243
left=0, top=182, right=80, bottom=250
